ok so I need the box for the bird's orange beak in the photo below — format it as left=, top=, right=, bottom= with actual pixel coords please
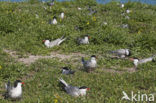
left=129, top=58, right=134, bottom=61
left=42, top=40, right=46, bottom=43
left=87, top=88, right=90, bottom=91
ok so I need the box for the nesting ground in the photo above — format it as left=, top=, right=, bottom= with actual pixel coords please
left=0, top=0, right=156, bottom=102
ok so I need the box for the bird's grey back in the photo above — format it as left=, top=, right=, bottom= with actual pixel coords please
left=49, top=38, right=61, bottom=47
left=116, top=49, right=126, bottom=54
left=65, top=85, right=80, bottom=96
left=84, top=60, right=96, bottom=68
left=77, top=38, right=84, bottom=44
left=139, top=57, right=153, bottom=64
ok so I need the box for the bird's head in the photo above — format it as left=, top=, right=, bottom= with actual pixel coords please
left=129, top=57, right=139, bottom=66
left=79, top=86, right=90, bottom=91
left=129, top=57, right=139, bottom=61
left=53, top=16, right=57, bottom=19
left=85, top=35, right=90, bottom=39
left=91, top=55, right=97, bottom=59
left=14, top=80, right=24, bottom=88
left=43, top=40, right=50, bottom=44
left=62, top=67, right=69, bottom=70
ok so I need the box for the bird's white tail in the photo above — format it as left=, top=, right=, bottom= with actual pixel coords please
left=5, top=81, right=11, bottom=90
left=108, top=50, right=116, bottom=54
left=59, top=78, right=68, bottom=87
left=58, top=38, right=66, bottom=45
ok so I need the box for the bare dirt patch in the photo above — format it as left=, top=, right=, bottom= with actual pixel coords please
left=3, top=49, right=85, bottom=65
left=3, top=49, right=136, bottom=74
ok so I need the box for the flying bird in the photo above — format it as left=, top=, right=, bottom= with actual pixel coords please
left=59, top=78, right=90, bottom=97
left=82, top=55, right=97, bottom=72
left=3, top=80, right=24, bottom=100
left=77, top=35, right=90, bottom=45
left=62, top=67, right=75, bottom=75
left=43, top=36, right=66, bottom=48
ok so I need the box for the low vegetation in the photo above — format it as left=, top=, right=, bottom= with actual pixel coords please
left=0, top=0, right=156, bottom=102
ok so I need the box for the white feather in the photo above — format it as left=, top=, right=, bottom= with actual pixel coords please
left=59, top=78, right=68, bottom=87
left=52, top=18, right=57, bottom=24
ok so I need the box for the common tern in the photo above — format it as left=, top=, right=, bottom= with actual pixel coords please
left=52, top=16, right=57, bottom=24
left=109, top=49, right=131, bottom=58
left=82, top=55, right=97, bottom=72
left=62, top=67, right=75, bottom=75
left=130, top=55, right=156, bottom=67
left=43, top=36, right=66, bottom=48
left=77, top=35, right=90, bottom=45
left=59, top=78, right=90, bottom=97
left=4, top=80, right=24, bottom=100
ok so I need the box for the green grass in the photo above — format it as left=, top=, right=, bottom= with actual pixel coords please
left=0, top=0, right=156, bottom=102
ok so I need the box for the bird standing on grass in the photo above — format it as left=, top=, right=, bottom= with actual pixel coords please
left=3, top=80, right=24, bottom=100
left=43, top=36, right=66, bottom=48
left=82, top=55, right=97, bottom=72
left=59, top=78, right=90, bottom=97
left=77, top=35, right=90, bottom=45
left=62, top=67, right=75, bottom=75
